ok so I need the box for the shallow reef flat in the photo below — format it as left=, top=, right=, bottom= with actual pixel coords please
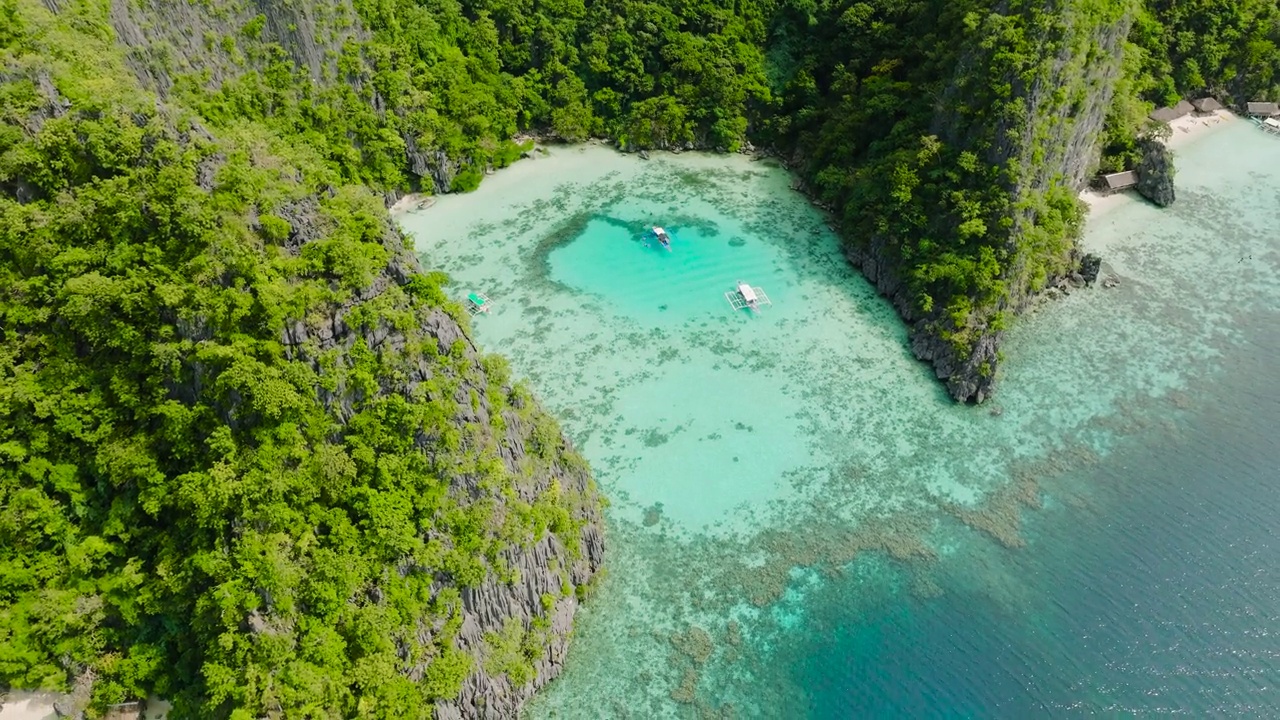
left=401, top=127, right=1280, bottom=715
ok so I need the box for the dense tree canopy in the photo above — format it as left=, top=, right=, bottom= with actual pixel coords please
left=2, top=1, right=597, bottom=717
left=1100, top=0, right=1280, bottom=170
left=2, top=0, right=1276, bottom=714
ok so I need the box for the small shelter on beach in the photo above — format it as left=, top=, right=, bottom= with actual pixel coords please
left=1099, top=170, right=1139, bottom=194
left=103, top=702, right=145, bottom=720
left=1246, top=101, right=1279, bottom=117
left=1192, top=97, right=1223, bottom=114
left=1149, top=100, right=1194, bottom=123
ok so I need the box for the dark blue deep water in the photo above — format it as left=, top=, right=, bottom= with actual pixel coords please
left=790, top=318, right=1280, bottom=718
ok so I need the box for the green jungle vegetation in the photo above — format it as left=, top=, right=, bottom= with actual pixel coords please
left=2, top=0, right=1278, bottom=715
left=766, top=0, right=1280, bottom=358
left=1, top=0, right=598, bottom=717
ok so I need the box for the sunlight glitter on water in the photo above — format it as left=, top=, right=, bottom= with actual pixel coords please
left=400, top=126, right=1280, bottom=715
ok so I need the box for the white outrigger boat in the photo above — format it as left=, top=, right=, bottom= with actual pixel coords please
left=465, top=291, right=492, bottom=314
left=1254, top=116, right=1280, bottom=135
left=725, top=280, right=771, bottom=313
left=651, top=226, right=672, bottom=251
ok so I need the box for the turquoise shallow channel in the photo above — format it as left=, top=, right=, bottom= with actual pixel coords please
left=400, top=125, right=1280, bottom=717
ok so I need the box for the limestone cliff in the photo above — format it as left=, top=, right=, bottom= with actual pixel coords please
left=0, top=3, right=604, bottom=715
left=845, top=0, right=1136, bottom=402
left=274, top=203, right=606, bottom=718
left=106, top=0, right=465, bottom=195
left=939, top=0, right=1134, bottom=402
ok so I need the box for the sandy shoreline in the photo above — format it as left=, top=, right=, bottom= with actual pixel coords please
left=0, top=695, right=57, bottom=720
left=389, top=108, right=1237, bottom=225
left=1166, top=108, right=1235, bottom=149
left=1079, top=108, right=1238, bottom=217
left=1078, top=188, right=1130, bottom=216
left=0, top=695, right=168, bottom=720
left=389, top=192, right=436, bottom=216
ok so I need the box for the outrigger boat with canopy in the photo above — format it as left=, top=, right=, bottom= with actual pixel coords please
left=465, top=292, right=492, bottom=314
left=651, top=226, right=672, bottom=251
left=725, top=280, right=771, bottom=313
left=1254, top=116, right=1280, bottom=135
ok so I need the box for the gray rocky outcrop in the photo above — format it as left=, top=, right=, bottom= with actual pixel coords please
left=270, top=203, right=604, bottom=719
left=842, top=235, right=999, bottom=402
left=0, top=69, right=70, bottom=203
left=404, top=133, right=465, bottom=193
left=106, top=0, right=472, bottom=194
left=108, top=0, right=366, bottom=94
left=855, top=1, right=1135, bottom=402
left=1135, top=137, right=1176, bottom=206
left=1079, top=253, right=1102, bottom=285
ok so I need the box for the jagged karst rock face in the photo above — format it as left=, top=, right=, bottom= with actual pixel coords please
left=275, top=216, right=606, bottom=719
left=1135, top=137, right=1176, bottom=206
left=1080, top=253, right=1102, bottom=285
left=108, top=0, right=366, bottom=93
left=0, top=45, right=602, bottom=714
left=404, top=134, right=464, bottom=196
left=105, top=0, right=479, bottom=194
left=853, top=0, right=1135, bottom=402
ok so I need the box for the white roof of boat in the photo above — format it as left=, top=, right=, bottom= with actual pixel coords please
left=1265, top=118, right=1280, bottom=128
left=738, top=283, right=757, bottom=302
left=653, top=227, right=666, bottom=234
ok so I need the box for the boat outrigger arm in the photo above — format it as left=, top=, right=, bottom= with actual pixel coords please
left=725, top=281, right=772, bottom=312
left=465, top=292, right=492, bottom=314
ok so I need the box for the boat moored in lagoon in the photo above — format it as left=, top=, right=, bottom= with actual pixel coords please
left=652, top=226, right=672, bottom=250
left=465, top=291, right=492, bottom=314
left=725, top=280, right=772, bottom=313
left=1255, top=116, right=1280, bottom=135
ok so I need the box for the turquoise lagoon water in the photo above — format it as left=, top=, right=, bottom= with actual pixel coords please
left=400, top=124, right=1280, bottom=717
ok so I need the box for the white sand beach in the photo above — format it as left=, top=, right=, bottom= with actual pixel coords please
left=1080, top=107, right=1239, bottom=216
left=1166, top=108, right=1236, bottom=149
left=1079, top=188, right=1129, bottom=217
left=0, top=695, right=168, bottom=720
left=389, top=192, right=435, bottom=216
left=0, top=694, right=58, bottom=720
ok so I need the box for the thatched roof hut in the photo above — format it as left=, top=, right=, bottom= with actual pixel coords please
left=1101, top=170, right=1138, bottom=192
left=1192, top=97, right=1223, bottom=114
left=1246, top=101, right=1279, bottom=117
left=1149, top=100, right=1194, bottom=123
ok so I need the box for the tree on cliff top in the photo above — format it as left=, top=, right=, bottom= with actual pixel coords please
left=4, top=0, right=1276, bottom=711
left=0, top=2, right=601, bottom=717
